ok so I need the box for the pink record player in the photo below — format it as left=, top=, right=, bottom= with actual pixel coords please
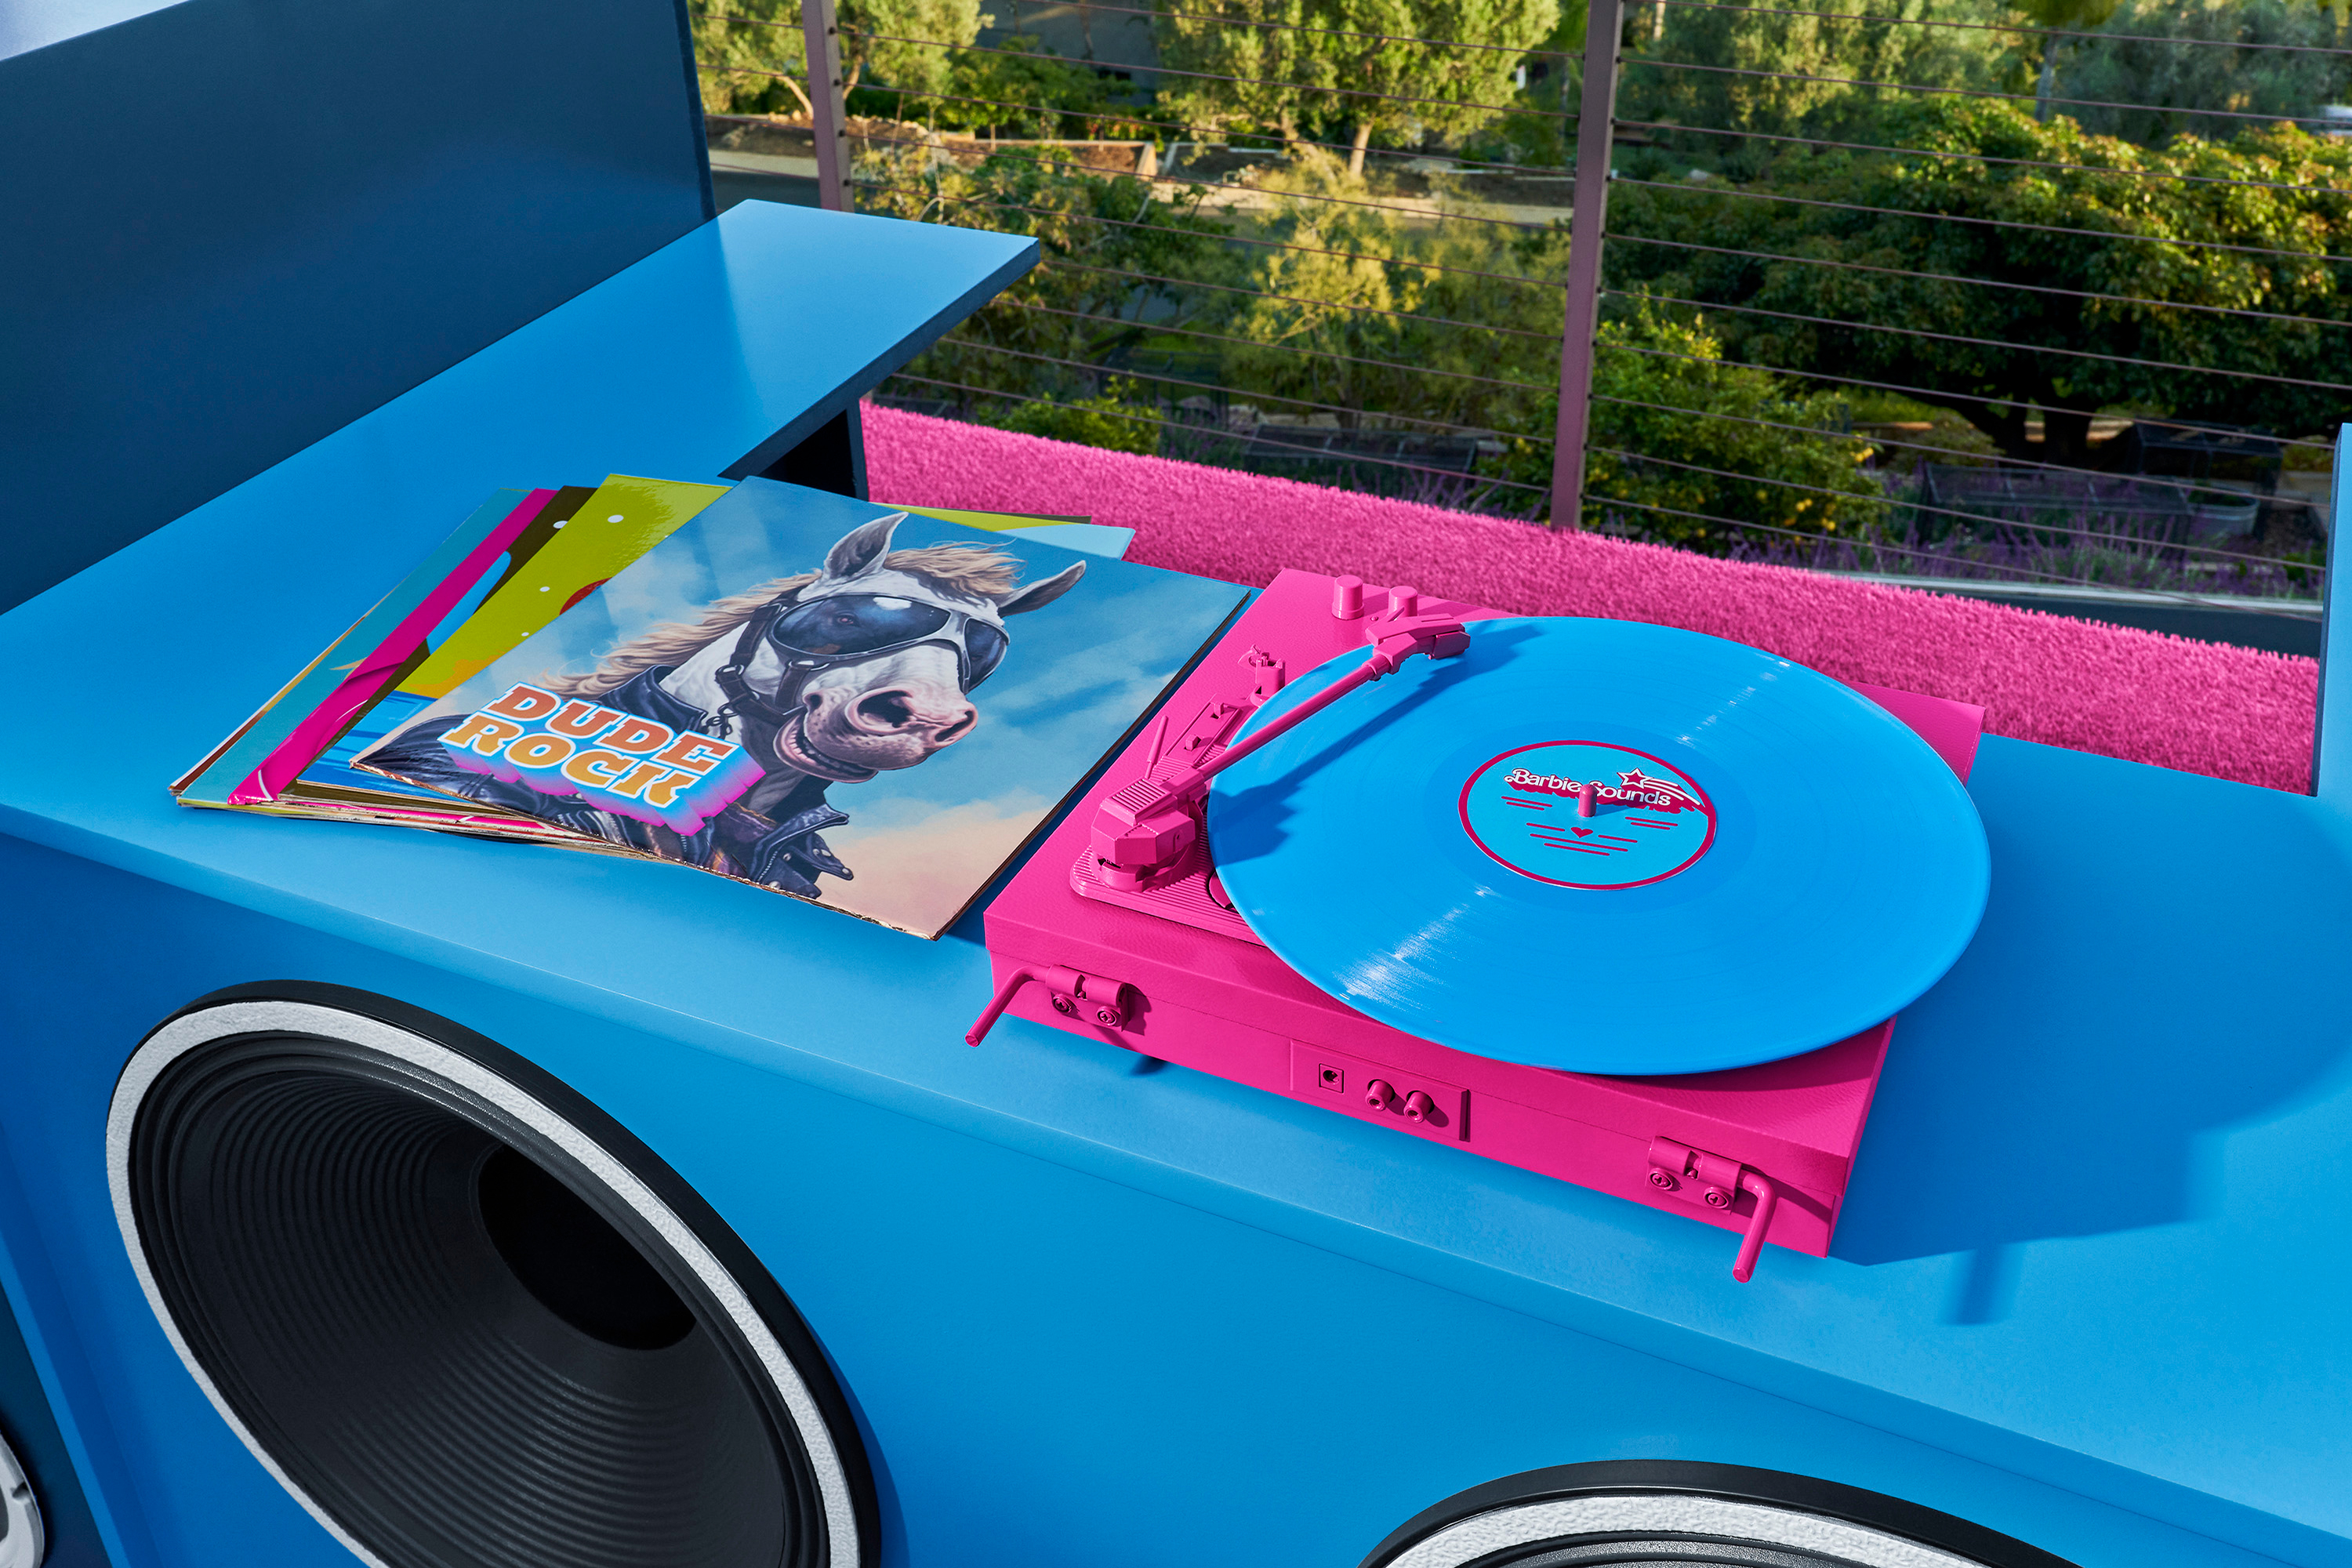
left=969, top=570, right=1984, bottom=1280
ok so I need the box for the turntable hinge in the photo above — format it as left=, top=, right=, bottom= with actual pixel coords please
left=965, top=964, right=1135, bottom=1046
left=1646, top=1137, right=1784, bottom=1285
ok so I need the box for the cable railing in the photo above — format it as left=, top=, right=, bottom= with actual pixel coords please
left=1650, top=0, right=2352, bottom=59
left=848, top=29, right=1575, bottom=122
left=1626, top=56, right=2325, bottom=126
left=1601, top=339, right=2332, bottom=455
left=1617, top=117, right=2352, bottom=198
left=1610, top=232, right=2352, bottom=333
left=997, top=296, right=1559, bottom=396
left=1606, top=176, right=2352, bottom=267
left=886, top=370, right=1552, bottom=498
left=697, top=0, right=2347, bottom=603
left=1598, top=289, right=2352, bottom=394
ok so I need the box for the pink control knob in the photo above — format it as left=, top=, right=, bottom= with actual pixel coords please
left=1402, top=1090, right=1436, bottom=1123
left=1364, top=1079, right=1398, bottom=1112
left=1333, top=575, right=1365, bottom=619
left=1388, top=585, right=1421, bottom=617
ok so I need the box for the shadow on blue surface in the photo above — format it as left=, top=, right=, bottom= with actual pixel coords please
left=1833, top=739, right=2352, bottom=1317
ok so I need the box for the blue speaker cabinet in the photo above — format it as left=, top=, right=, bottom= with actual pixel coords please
left=5, top=20, right=2352, bottom=1566
left=6, top=218, right=2352, bottom=1566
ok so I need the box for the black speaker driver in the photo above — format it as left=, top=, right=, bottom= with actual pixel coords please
left=107, top=982, right=875, bottom=1568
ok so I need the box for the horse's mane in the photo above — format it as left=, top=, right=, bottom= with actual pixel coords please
left=541, top=543, right=1026, bottom=699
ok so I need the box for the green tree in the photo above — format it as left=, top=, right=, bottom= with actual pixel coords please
left=1585, top=304, right=1884, bottom=544
left=1614, top=0, right=2020, bottom=157
left=689, top=0, right=984, bottom=116
left=1208, top=171, right=1565, bottom=439
left=2013, top=0, right=2120, bottom=125
left=692, top=0, right=812, bottom=117
left=983, top=379, right=1163, bottom=452
left=1156, top=0, right=1559, bottom=176
left=857, top=148, right=1242, bottom=402
left=2051, top=0, right=2352, bottom=145
left=927, top=36, right=1130, bottom=136
left=844, top=0, right=985, bottom=99
left=1605, top=99, right=2352, bottom=463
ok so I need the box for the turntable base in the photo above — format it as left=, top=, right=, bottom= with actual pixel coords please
left=979, top=571, right=1987, bottom=1277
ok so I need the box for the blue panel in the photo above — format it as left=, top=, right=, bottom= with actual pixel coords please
left=0, top=0, right=713, bottom=612
left=0, top=847, right=2303, bottom=1568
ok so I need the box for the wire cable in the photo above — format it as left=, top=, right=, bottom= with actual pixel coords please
left=989, top=0, right=1560, bottom=60
left=837, top=111, right=1556, bottom=229
left=993, top=296, right=1559, bottom=393
left=1040, top=256, right=1566, bottom=341
left=1614, top=117, right=2352, bottom=199
left=1646, top=0, right=2352, bottom=60
left=930, top=338, right=1545, bottom=438
left=1601, top=287, right=2352, bottom=393
left=1606, top=231, right=2352, bottom=332
left=920, top=189, right=1570, bottom=290
left=1583, top=494, right=2313, bottom=607
left=1590, top=442, right=2281, bottom=548
left=880, top=372, right=1552, bottom=492
left=700, top=59, right=1573, bottom=179
left=1595, top=339, right=2333, bottom=450
left=1588, top=393, right=2291, bottom=525
left=1627, top=54, right=2323, bottom=126
left=1610, top=175, right=2352, bottom=267
left=843, top=29, right=1570, bottom=120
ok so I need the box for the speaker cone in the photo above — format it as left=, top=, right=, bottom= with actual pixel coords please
left=109, top=985, right=873, bottom=1568
left=0, top=1425, right=42, bottom=1568
left=1359, top=1462, right=2075, bottom=1568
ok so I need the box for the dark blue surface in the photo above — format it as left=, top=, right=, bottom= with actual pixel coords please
left=0, top=0, right=713, bottom=613
left=0, top=204, right=2347, bottom=1566
left=1208, top=619, right=1990, bottom=1074
left=0, top=1282, right=107, bottom=1568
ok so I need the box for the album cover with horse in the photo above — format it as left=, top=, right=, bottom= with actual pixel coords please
left=358, top=478, right=1246, bottom=937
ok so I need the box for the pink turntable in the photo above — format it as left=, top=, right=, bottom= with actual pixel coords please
left=969, top=569, right=1984, bottom=1280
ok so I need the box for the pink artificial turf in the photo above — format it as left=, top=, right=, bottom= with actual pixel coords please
left=865, top=404, right=2318, bottom=792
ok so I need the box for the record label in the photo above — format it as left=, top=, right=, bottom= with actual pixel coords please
left=1458, top=741, right=1716, bottom=890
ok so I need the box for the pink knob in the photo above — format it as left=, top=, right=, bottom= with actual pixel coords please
left=1364, top=1079, right=1397, bottom=1112
left=1333, top=575, right=1365, bottom=619
left=1388, top=585, right=1420, bottom=617
left=1402, top=1090, right=1436, bottom=1123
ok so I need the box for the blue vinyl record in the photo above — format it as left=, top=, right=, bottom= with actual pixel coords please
left=1205, top=618, right=1991, bottom=1075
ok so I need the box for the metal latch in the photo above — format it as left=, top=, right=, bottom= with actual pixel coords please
left=966, top=964, right=1134, bottom=1046
left=1647, top=1136, right=1785, bottom=1284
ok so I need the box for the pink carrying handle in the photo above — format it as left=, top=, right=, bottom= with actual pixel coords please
left=965, top=964, right=1091, bottom=1046
left=1730, top=1169, right=1782, bottom=1283
left=966, top=966, right=1042, bottom=1046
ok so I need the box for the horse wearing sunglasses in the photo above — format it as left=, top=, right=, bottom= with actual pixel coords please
left=372, top=512, right=1083, bottom=896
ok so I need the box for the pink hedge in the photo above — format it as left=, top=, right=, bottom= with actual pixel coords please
left=866, top=404, right=2318, bottom=792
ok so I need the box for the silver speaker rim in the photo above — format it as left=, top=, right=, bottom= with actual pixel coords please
left=1381, top=1494, right=1993, bottom=1568
left=0, top=1425, right=45, bottom=1568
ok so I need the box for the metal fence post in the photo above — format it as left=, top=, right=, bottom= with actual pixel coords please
left=802, top=0, right=851, bottom=211
left=1551, top=0, right=1626, bottom=528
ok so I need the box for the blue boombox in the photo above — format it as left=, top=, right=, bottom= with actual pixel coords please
left=5, top=3, right=2350, bottom=1568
